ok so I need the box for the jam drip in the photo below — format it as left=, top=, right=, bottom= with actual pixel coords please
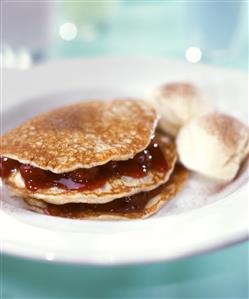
left=0, top=157, right=20, bottom=178
left=46, top=183, right=166, bottom=217
left=0, top=138, right=168, bottom=192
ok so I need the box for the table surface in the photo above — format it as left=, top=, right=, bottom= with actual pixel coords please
left=2, top=241, right=248, bottom=299
left=1, top=2, right=248, bottom=298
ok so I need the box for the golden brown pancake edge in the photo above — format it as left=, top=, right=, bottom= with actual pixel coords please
left=1, top=99, right=158, bottom=173
left=4, top=133, right=177, bottom=204
left=19, top=165, right=189, bottom=220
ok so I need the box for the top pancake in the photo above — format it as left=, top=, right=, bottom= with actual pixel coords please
left=5, top=132, right=177, bottom=204
left=1, top=99, right=158, bottom=173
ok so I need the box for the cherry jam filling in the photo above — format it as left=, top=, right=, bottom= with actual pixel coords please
left=0, top=138, right=168, bottom=192
left=46, top=183, right=166, bottom=216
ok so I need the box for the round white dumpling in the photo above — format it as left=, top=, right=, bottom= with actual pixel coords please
left=177, top=113, right=249, bottom=182
left=146, top=82, right=214, bottom=136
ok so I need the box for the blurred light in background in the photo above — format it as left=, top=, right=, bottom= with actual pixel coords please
left=185, top=47, right=202, bottom=63
left=2, top=1, right=54, bottom=63
left=0, top=46, right=32, bottom=70
left=0, top=47, right=15, bottom=69
left=0, top=1, right=247, bottom=69
left=59, top=22, right=78, bottom=41
left=17, top=48, right=33, bottom=69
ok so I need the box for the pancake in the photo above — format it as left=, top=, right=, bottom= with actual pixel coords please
left=4, top=133, right=177, bottom=204
left=1, top=99, right=188, bottom=220
left=22, top=165, right=189, bottom=220
left=1, top=99, right=157, bottom=173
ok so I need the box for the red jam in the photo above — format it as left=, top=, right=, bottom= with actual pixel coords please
left=0, top=138, right=168, bottom=192
left=46, top=183, right=166, bottom=217
left=0, top=157, right=20, bottom=178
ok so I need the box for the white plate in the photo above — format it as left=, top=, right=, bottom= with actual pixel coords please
left=1, top=58, right=248, bottom=265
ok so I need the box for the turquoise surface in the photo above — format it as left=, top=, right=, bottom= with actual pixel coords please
left=1, top=2, right=248, bottom=298
left=2, top=242, right=248, bottom=298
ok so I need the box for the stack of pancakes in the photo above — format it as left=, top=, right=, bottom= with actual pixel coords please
left=0, top=100, right=188, bottom=219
